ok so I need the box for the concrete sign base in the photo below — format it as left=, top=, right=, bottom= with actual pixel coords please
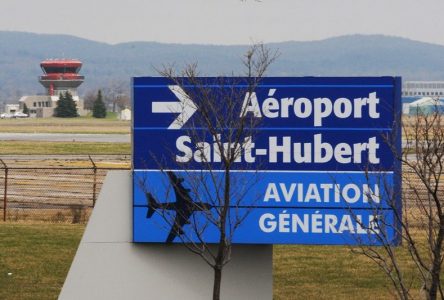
left=59, top=171, right=272, bottom=300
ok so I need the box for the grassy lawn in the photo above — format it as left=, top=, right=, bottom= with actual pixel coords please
left=274, top=245, right=421, bottom=299
left=0, top=223, right=85, bottom=300
left=0, top=141, right=130, bottom=155
left=0, top=222, right=427, bottom=299
left=0, top=117, right=130, bottom=134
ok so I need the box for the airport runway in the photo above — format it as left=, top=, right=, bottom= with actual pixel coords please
left=0, top=133, right=130, bottom=143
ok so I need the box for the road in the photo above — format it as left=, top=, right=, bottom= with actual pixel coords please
left=0, top=133, right=130, bottom=143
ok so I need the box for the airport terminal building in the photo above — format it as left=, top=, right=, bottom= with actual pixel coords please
left=402, top=81, right=444, bottom=98
left=401, top=81, right=444, bottom=114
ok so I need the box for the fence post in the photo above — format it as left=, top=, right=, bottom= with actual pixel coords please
left=89, top=156, right=98, bottom=207
left=0, top=159, right=7, bottom=222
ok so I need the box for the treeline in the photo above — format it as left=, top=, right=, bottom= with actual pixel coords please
left=54, top=90, right=110, bottom=118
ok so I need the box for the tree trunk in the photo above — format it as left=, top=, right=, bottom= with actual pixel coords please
left=213, top=265, right=223, bottom=300
left=426, top=255, right=443, bottom=300
left=211, top=165, right=230, bottom=300
left=426, top=218, right=444, bottom=300
left=427, top=276, right=439, bottom=300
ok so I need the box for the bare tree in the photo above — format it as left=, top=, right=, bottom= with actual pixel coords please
left=84, top=84, right=130, bottom=113
left=83, top=89, right=97, bottom=111
left=136, top=44, right=277, bottom=300
left=114, top=94, right=130, bottom=110
left=101, top=80, right=130, bottom=112
left=351, top=101, right=444, bottom=300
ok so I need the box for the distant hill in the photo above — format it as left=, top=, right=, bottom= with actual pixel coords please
left=1, top=31, right=444, bottom=103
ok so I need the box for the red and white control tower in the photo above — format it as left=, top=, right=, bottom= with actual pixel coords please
left=39, top=59, right=84, bottom=96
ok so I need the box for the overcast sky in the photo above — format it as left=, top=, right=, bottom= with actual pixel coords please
left=1, top=0, right=443, bottom=45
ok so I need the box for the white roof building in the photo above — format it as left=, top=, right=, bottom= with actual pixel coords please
left=406, top=97, right=444, bottom=115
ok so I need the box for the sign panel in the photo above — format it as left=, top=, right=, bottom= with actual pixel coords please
left=133, top=77, right=401, bottom=245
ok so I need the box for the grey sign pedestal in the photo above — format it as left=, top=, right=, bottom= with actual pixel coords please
left=59, top=171, right=272, bottom=300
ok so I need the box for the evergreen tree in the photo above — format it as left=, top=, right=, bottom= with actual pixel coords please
left=54, top=91, right=78, bottom=118
left=22, top=103, right=29, bottom=115
left=92, top=90, right=107, bottom=118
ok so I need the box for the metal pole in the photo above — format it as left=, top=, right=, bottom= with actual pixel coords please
left=3, top=168, right=7, bottom=222
left=93, top=168, right=97, bottom=207
left=89, top=156, right=97, bottom=207
left=0, top=159, right=7, bottom=222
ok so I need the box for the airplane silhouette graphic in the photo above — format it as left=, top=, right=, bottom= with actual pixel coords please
left=145, top=171, right=212, bottom=243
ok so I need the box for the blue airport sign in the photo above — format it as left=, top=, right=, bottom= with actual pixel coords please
left=132, top=77, right=402, bottom=245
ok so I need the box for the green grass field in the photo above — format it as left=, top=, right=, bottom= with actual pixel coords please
left=0, top=117, right=130, bottom=134
left=274, top=245, right=420, bottom=299
left=0, top=117, right=131, bottom=155
left=0, top=141, right=130, bottom=155
left=0, top=223, right=84, bottom=300
left=0, top=222, right=426, bottom=299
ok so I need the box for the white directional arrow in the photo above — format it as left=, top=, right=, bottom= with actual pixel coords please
left=151, top=85, right=198, bottom=129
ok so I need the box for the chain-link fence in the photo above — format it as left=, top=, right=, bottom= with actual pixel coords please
left=0, top=154, right=439, bottom=223
left=402, top=167, right=444, bottom=208
left=0, top=155, right=130, bottom=223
